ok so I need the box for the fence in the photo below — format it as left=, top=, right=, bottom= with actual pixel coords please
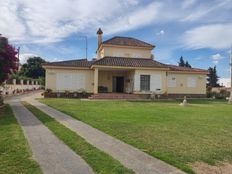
left=0, top=79, right=42, bottom=96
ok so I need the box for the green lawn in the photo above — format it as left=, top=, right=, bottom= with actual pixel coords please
left=0, top=105, right=41, bottom=174
left=22, top=102, right=134, bottom=174
left=39, top=98, right=232, bottom=174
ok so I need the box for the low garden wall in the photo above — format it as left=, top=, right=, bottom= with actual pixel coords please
left=0, top=79, right=42, bottom=96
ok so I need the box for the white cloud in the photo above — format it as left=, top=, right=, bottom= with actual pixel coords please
left=19, top=53, right=39, bottom=64
left=211, top=53, right=224, bottom=64
left=183, top=23, right=232, bottom=49
left=181, top=0, right=231, bottom=22
left=219, top=78, right=231, bottom=87
left=0, top=1, right=26, bottom=41
left=104, top=2, right=162, bottom=34
left=182, top=0, right=196, bottom=9
left=156, top=30, right=165, bottom=36
left=1, top=0, right=161, bottom=44
left=48, top=58, right=63, bottom=62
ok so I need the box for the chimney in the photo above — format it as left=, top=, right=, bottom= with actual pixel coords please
left=97, top=28, right=103, bottom=48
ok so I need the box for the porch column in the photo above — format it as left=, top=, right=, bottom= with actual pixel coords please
left=94, top=68, right=98, bottom=94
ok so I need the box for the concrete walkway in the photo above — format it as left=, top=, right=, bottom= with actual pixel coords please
left=25, top=93, right=186, bottom=174
left=8, top=99, right=94, bottom=174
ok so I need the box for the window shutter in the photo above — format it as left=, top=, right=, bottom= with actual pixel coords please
left=150, top=74, right=161, bottom=91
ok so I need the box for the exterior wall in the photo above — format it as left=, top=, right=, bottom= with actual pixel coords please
left=45, top=68, right=207, bottom=95
left=100, top=46, right=152, bottom=59
left=45, top=68, right=94, bottom=92
left=133, top=69, right=167, bottom=94
left=98, top=70, right=134, bottom=93
left=167, top=72, right=207, bottom=94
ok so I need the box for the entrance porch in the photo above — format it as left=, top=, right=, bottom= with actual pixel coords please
left=93, top=68, right=135, bottom=94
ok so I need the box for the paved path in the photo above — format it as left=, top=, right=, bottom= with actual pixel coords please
left=25, top=93, right=186, bottom=174
left=8, top=99, right=94, bottom=174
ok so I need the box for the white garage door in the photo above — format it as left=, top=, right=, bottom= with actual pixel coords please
left=56, top=72, right=85, bottom=91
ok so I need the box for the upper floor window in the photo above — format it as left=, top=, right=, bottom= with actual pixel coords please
left=133, top=53, right=141, bottom=58
left=140, top=75, right=150, bottom=91
left=113, top=52, right=123, bottom=57
left=124, top=53, right=131, bottom=57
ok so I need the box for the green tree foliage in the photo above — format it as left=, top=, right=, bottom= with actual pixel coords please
left=178, top=56, right=192, bottom=68
left=178, top=56, right=185, bottom=67
left=207, top=66, right=220, bottom=87
left=185, top=61, right=192, bottom=68
left=19, top=57, right=46, bottom=79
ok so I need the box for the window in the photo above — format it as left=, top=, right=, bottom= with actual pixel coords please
left=140, top=75, right=150, bottom=91
left=168, top=77, right=176, bottom=87
left=124, top=53, right=131, bottom=57
left=187, top=77, right=196, bottom=88
left=133, top=53, right=141, bottom=58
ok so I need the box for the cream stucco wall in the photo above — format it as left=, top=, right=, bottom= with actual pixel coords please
left=45, top=68, right=94, bottom=92
left=45, top=67, right=207, bottom=95
left=167, top=72, right=206, bottom=94
left=99, top=46, right=152, bottom=59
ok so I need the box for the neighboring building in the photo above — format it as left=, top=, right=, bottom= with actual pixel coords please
left=43, top=28, right=208, bottom=98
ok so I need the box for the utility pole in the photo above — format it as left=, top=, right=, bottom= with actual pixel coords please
left=17, top=47, right=20, bottom=70
left=228, top=46, right=232, bottom=104
left=79, top=36, right=88, bottom=59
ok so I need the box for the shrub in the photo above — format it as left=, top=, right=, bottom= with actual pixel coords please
left=46, top=89, right=52, bottom=93
left=0, top=95, right=3, bottom=106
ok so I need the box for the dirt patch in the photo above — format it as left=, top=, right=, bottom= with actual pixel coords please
left=191, top=162, right=232, bottom=174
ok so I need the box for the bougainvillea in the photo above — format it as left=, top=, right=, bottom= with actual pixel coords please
left=0, top=35, right=18, bottom=84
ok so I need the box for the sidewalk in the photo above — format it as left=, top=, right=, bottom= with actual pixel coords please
left=9, top=99, right=94, bottom=174
left=26, top=93, right=186, bottom=174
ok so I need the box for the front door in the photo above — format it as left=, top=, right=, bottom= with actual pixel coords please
left=112, top=76, right=124, bottom=93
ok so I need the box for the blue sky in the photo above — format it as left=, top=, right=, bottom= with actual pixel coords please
left=0, top=0, right=232, bottom=80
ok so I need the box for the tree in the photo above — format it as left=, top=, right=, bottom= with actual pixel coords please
left=0, top=35, right=18, bottom=85
left=19, top=57, right=46, bottom=79
left=185, top=61, right=192, bottom=68
left=178, top=56, right=192, bottom=68
left=207, top=66, right=220, bottom=87
left=178, top=56, right=185, bottom=67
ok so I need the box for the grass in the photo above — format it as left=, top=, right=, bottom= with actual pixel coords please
left=22, top=101, right=134, bottom=174
left=0, top=105, right=42, bottom=174
left=39, top=98, right=232, bottom=174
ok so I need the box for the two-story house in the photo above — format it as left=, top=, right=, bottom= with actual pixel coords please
left=43, top=28, right=208, bottom=99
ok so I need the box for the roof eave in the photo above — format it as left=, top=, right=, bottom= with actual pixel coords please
left=42, top=65, right=91, bottom=70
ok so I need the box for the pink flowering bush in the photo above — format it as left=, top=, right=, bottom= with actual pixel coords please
left=0, top=35, right=18, bottom=85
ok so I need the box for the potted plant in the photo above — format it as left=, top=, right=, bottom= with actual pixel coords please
left=65, top=90, right=70, bottom=97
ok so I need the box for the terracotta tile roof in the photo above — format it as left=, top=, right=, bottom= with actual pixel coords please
left=43, top=57, right=208, bottom=73
left=43, top=59, right=93, bottom=68
left=166, top=64, right=208, bottom=73
left=102, top=36, right=155, bottom=48
left=94, top=56, right=166, bottom=68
